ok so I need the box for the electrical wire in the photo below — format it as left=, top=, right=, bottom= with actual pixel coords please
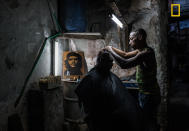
left=14, top=0, right=63, bottom=107
left=14, top=33, right=62, bottom=108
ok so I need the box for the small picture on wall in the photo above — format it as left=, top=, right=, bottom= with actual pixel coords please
left=63, top=51, right=85, bottom=80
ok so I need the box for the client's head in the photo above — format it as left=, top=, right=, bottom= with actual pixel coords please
left=96, top=49, right=113, bottom=72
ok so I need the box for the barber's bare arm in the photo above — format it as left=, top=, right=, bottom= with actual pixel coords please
left=109, top=48, right=150, bottom=69
left=112, top=47, right=139, bottom=59
left=105, top=46, right=139, bottom=59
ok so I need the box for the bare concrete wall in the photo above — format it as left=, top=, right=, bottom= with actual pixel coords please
left=126, top=0, right=168, bottom=94
left=125, top=0, right=168, bottom=129
left=124, top=0, right=168, bottom=129
left=0, top=0, right=58, bottom=129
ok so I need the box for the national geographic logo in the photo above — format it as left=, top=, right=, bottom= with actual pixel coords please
left=171, top=4, right=180, bottom=17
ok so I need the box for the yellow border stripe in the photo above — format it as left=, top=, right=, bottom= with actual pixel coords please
left=171, top=4, right=180, bottom=17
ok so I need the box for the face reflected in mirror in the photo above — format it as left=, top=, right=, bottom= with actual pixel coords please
left=68, top=56, right=79, bottom=68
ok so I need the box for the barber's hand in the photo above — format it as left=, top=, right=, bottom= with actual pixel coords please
left=136, top=49, right=139, bottom=53
left=105, top=46, right=112, bottom=51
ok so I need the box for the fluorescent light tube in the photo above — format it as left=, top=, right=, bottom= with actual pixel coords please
left=111, top=14, right=123, bottom=28
left=54, top=41, right=59, bottom=76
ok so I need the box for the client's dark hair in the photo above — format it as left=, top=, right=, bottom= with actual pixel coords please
left=96, top=49, right=112, bottom=65
left=96, top=49, right=113, bottom=74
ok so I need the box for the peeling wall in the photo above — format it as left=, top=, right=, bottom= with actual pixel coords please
left=125, top=0, right=168, bottom=129
left=0, top=0, right=58, bottom=129
left=126, top=0, right=168, bottom=96
left=126, top=0, right=168, bottom=129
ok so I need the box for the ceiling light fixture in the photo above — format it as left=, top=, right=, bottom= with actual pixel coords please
left=111, top=14, right=123, bottom=28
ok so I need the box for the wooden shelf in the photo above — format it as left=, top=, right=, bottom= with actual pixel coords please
left=62, top=79, right=79, bottom=83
